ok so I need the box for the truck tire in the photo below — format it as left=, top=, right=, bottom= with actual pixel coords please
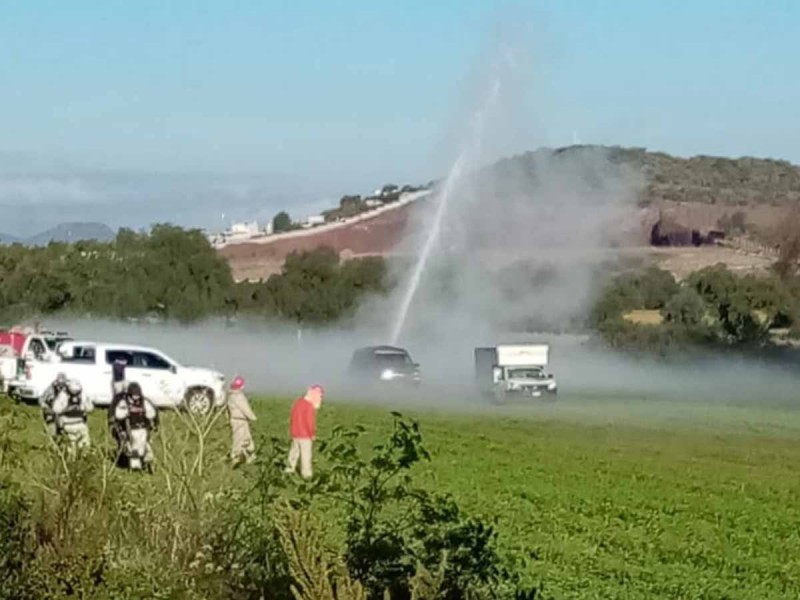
left=184, top=387, right=213, bottom=415
left=491, top=389, right=506, bottom=405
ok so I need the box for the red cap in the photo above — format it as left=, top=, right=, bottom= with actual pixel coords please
left=231, top=376, right=245, bottom=391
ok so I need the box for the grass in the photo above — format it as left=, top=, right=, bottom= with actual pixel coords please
left=622, top=309, right=665, bottom=326
left=4, top=393, right=800, bottom=599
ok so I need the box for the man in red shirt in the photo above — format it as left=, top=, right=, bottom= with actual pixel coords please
left=285, top=384, right=324, bottom=479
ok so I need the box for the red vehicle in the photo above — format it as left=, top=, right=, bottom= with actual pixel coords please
left=0, top=331, right=27, bottom=355
left=0, top=329, right=71, bottom=395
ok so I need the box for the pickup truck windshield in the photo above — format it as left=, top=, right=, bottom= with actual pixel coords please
left=45, top=337, right=70, bottom=351
left=374, top=353, right=412, bottom=366
left=507, top=368, right=545, bottom=380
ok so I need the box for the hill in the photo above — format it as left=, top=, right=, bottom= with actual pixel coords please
left=220, top=146, right=800, bottom=281
left=0, top=232, right=21, bottom=244
left=535, top=146, right=800, bottom=207
left=0, top=222, right=116, bottom=246
left=220, top=197, right=417, bottom=280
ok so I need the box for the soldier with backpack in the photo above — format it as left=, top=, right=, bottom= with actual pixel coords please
left=52, top=379, right=93, bottom=449
left=39, top=372, right=69, bottom=438
left=114, top=382, right=158, bottom=471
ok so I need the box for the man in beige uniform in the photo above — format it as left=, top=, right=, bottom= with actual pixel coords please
left=227, top=376, right=257, bottom=465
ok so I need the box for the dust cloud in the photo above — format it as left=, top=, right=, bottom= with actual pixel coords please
left=43, top=317, right=800, bottom=426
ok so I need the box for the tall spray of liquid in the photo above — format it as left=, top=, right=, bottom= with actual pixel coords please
left=389, top=76, right=503, bottom=344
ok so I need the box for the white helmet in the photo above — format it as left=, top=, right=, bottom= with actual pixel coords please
left=67, top=380, right=82, bottom=396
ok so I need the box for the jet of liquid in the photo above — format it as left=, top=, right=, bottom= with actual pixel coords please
left=389, top=78, right=502, bottom=344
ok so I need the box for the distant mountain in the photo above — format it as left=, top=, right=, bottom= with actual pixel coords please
left=0, top=232, right=20, bottom=244
left=0, top=222, right=116, bottom=246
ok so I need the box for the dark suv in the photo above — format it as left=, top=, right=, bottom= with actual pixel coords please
left=348, top=346, right=421, bottom=385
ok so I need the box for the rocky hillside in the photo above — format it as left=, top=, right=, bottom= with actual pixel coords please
left=221, top=146, right=800, bottom=281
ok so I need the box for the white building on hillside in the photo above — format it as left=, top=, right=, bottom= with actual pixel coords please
left=208, top=221, right=264, bottom=248
left=302, top=215, right=325, bottom=228
left=227, top=221, right=259, bottom=239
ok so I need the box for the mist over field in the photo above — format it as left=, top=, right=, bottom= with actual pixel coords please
left=44, top=317, right=799, bottom=426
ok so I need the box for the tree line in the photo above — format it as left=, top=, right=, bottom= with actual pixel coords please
left=591, top=265, right=800, bottom=353
left=3, top=224, right=798, bottom=357
left=0, top=226, right=386, bottom=325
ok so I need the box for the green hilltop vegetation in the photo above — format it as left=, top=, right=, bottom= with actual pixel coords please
left=490, top=145, right=800, bottom=207
left=1, top=395, right=799, bottom=599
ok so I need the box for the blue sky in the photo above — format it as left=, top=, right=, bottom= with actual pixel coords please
left=1, top=1, right=798, bottom=235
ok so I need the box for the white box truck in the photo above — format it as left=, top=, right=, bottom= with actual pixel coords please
left=474, top=344, right=557, bottom=403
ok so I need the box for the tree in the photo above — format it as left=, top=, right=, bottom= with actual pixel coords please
left=684, top=266, right=776, bottom=344
left=251, top=248, right=387, bottom=325
left=272, top=211, right=292, bottom=233
left=663, top=287, right=708, bottom=329
left=592, top=264, right=800, bottom=351
left=339, top=195, right=362, bottom=209
left=773, top=207, right=800, bottom=279
left=0, top=228, right=387, bottom=326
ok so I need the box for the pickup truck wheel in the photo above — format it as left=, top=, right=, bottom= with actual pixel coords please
left=491, top=389, right=506, bottom=405
left=185, top=388, right=213, bottom=415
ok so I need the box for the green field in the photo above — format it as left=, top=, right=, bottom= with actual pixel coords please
left=3, top=394, right=800, bottom=599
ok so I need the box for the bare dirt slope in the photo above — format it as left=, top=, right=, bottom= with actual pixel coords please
left=220, top=200, right=417, bottom=281
left=220, top=146, right=800, bottom=281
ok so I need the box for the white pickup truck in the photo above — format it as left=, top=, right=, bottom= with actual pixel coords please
left=14, top=340, right=227, bottom=413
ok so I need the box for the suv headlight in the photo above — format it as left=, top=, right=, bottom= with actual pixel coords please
left=547, top=381, right=557, bottom=391
left=380, top=369, right=395, bottom=381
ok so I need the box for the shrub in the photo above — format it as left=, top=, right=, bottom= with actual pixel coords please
left=309, top=414, right=539, bottom=600
left=0, top=480, right=38, bottom=600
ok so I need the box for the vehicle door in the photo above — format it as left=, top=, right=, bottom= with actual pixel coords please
left=128, top=350, right=181, bottom=407
left=26, top=337, right=48, bottom=362
left=58, top=344, right=105, bottom=404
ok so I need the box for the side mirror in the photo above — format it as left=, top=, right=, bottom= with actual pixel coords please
left=170, top=365, right=177, bottom=374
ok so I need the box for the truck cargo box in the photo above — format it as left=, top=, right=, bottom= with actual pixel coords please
left=496, top=344, right=549, bottom=367
left=474, top=347, right=498, bottom=392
